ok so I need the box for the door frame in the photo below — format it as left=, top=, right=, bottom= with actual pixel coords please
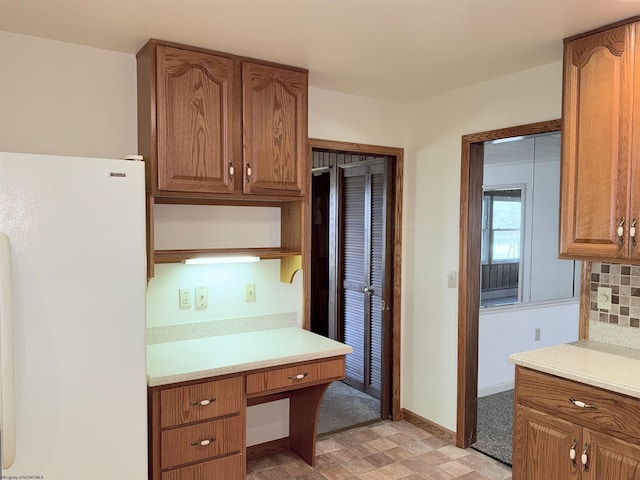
left=306, top=138, right=404, bottom=421
left=456, top=119, right=563, bottom=448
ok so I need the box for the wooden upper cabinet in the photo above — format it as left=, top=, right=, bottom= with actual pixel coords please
left=156, top=46, right=235, bottom=195
left=137, top=40, right=308, bottom=201
left=560, top=20, right=640, bottom=261
left=242, top=63, right=307, bottom=197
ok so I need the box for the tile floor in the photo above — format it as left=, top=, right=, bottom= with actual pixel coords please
left=247, top=420, right=512, bottom=480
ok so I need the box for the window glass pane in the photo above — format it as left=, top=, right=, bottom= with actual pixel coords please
left=492, top=199, right=521, bottom=230
left=492, top=230, right=520, bottom=261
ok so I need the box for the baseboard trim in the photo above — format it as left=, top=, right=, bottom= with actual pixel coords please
left=246, top=437, right=291, bottom=461
left=478, top=381, right=514, bottom=398
left=401, top=408, right=456, bottom=444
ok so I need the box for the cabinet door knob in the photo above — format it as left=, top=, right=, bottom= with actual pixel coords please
left=581, top=443, right=590, bottom=470
left=229, top=162, right=234, bottom=180
left=288, top=373, right=308, bottom=380
left=618, top=217, right=625, bottom=246
left=246, top=163, right=252, bottom=182
left=631, top=217, right=637, bottom=247
left=569, top=439, right=578, bottom=462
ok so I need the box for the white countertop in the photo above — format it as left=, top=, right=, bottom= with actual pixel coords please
left=147, top=327, right=352, bottom=387
left=509, top=340, right=640, bottom=399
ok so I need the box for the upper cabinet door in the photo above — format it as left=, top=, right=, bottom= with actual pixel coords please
left=242, top=62, right=308, bottom=197
left=156, top=46, right=235, bottom=194
left=560, top=23, right=635, bottom=260
left=629, top=26, right=640, bottom=262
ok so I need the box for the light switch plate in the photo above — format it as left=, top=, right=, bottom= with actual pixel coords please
left=245, top=283, right=256, bottom=302
left=597, top=286, right=612, bottom=310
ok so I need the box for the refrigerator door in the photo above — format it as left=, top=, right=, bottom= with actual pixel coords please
left=0, top=152, right=147, bottom=479
left=0, top=233, right=16, bottom=469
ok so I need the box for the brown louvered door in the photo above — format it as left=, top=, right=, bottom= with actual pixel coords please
left=340, top=161, right=390, bottom=400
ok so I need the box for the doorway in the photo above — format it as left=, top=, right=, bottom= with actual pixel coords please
left=457, top=120, right=568, bottom=448
left=308, top=139, right=403, bottom=425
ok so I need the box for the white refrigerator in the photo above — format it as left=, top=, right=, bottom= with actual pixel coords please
left=0, top=152, right=148, bottom=479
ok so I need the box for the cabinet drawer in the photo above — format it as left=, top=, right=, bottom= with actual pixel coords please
left=160, top=376, right=243, bottom=428
left=160, top=415, right=243, bottom=469
left=246, top=357, right=345, bottom=396
left=516, top=366, right=640, bottom=443
left=161, top=453, right=243, bottom=480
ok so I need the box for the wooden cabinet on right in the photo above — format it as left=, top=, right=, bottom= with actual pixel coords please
left=560, top=18, right=640, bottom=262
left=513, top=366, right=640, bottom=480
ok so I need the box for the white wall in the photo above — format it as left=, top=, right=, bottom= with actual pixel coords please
left=0, top=32, right=137, bottom=158
left=478, top=301, right=579, bottom=396
left=403, top=61, right=567, bottom=432
left=308, top=87, right=409, bottom=146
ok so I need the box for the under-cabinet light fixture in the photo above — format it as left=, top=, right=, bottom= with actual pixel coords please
left=183, top=256, right=260, bottom=265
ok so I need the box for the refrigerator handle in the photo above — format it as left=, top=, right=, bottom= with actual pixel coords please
left=0, top=233, right=16, bottom=469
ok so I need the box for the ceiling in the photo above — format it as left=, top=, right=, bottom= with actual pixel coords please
left=1, top=0, right=639, bottom=102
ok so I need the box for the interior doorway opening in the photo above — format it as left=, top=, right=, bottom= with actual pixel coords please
left=457, top=120, right=577, bottom=449
left=308, top=139, right=404, bottom=430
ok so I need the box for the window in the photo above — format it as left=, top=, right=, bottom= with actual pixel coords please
left=480, top=131, right=579, bottom=308
left=482, top=189, right=522, bottom=265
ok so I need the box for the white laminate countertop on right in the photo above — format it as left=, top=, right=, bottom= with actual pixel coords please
left=509, top=340, right=640, bottom=399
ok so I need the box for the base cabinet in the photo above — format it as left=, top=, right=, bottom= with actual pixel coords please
left=148, top=356, right=346, bottom=480
left=512, top=366, right=640, bottom=480
left=584, top=430, right=640, bottom=480
left=513, top=406, right=580, bottom=480
left=160, top=454, right=244, bottom=480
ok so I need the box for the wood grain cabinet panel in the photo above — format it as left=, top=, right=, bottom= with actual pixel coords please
left=160, top=415, right=243, bottom=469
left=242, top=62, right=307, bottom=197
left=156, top=46, right=235, bottom=195
left=160, top=376, right=243, bottom=428
left=584, top=429, right=640, bottom=479
left=161, top=453, right=244, bottom=480
left=513, top=405, right=580, bottom=480
left=560, top=19, right=640, bottom=262
left=516, top=367, right=640, bottom=444
left=246, top=357, right=345, bottom=396
left=513, top=366, right=640, bottom=480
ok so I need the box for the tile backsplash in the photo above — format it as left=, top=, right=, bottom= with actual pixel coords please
left=590, top=262, right=640, bottom=329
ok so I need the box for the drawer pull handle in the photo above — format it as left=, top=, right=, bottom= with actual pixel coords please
left=190, top=398, right=216, bottom=407
left=569, top=397, right=598, bottom=409
left=569, top=439, right=578, bottom=462
left=191, top=437, right=216, bottom=447
left=288, top=373, right=308, bottom=380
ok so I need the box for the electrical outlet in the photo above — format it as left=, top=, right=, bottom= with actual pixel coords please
left=447, top=271, right=457, bottom=288
left=245, top=283, right=256, bottom=302
left=535, top=328, right=541, bottom=341
left=195, top=286, right=208, bottom=309
left=179, top=288, right=192, bottom=309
